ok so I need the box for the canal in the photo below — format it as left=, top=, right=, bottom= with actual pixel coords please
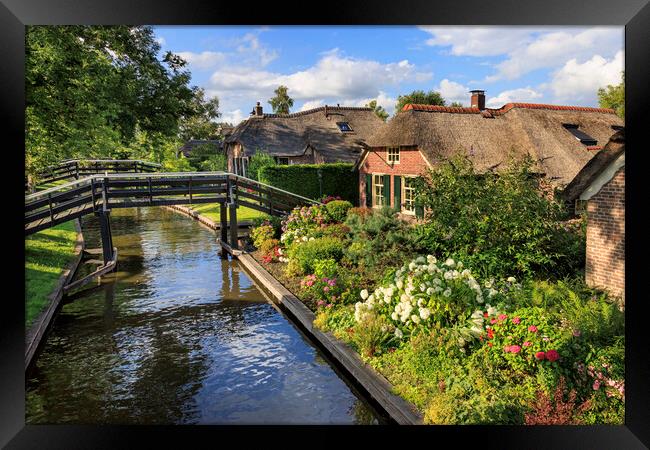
left=26, top=207, right=384, bottom=424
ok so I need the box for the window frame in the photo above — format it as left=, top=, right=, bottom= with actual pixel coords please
left=372, top=173, right=386, bottom=208
left=387, top=146, right=400, bottom=164
left=277, top=157, right=290, bottom=165
left=336, top=121, right=353, bottom=132
left=562, top=123, right=598, bottom=146
left=401, top=176, right=416, bottom=215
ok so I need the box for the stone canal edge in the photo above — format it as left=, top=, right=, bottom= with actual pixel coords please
left=165, top=204, right=424, bottom=425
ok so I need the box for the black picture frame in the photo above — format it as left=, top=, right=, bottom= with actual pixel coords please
left=3, top=0, right=649, bottom=447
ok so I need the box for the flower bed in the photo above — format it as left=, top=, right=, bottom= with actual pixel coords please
left=246, top=202, right=624, bottom=425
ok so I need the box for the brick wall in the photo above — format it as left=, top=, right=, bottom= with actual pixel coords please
left=585, top=167, right=625, bottom=301
left=359, top=146, right=429, bottom=207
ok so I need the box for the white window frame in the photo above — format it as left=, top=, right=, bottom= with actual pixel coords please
left=387, top=146, right=400, bottom=164
left=402, top=176, right=416, bottom=215
left=372, top=173, right=386, bottom=208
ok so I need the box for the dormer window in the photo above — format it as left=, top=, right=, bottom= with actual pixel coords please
left=337, top=122, right=353, bottom=132
left=563, top=124, right=597, bottom=146
left=387, top=147, right=400, bottom=164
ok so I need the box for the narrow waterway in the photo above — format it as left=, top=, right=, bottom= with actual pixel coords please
left=26, top=207, right=383, bottom=424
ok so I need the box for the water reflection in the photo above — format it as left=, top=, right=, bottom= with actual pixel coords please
left=26, top=207, right=383, bottom=424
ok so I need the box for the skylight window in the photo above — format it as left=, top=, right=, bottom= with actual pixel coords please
left=611, top=125, right=624, bottom=132
left=563, top=124, right=597, bottom=146
left=337, top=122, right=353, bottom=132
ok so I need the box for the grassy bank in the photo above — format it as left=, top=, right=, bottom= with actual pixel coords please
left=25, top=220, right=79, bottom=327
left=186, top=203, right=265, bottom=223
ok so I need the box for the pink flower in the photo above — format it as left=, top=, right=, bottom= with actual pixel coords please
left=509, top=345, right=522, bottom=354
left=498, top=314, right=507, bottom=322
left=593, top=380, right=601, bottom=390
left=490, top=318, right=497, bottom=324
left=535, top=351, right=546, bottom=360
left=512, top=317, right=521, bottom=325
left=528, top=325, right=538, bottom=333
left=523, top=341, right=532, bottom=347
left=545, top=349, right=560, bottom=362
left=323, top=286, right=330, bottom=292
left=573, top=329, right=581, bottom=337
left=504, top=346, right=511, bottom=353
left=305, top=280, right=314, bottom=287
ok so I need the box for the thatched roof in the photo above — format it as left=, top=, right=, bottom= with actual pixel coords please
left=365, top=103, right=624, bottom=185
left=562, top=129, right=625, bottom=204
left=178, top=139, right=224, bottom=157
left=225, top=106, right=386, bottom=163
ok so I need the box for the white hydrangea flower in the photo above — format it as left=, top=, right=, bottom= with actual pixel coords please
left=419, top=308, right=431, bottom=320
left=444, top=271, right=453, bottom=280
left=487, top=305, right=497, bottom=316
left=426, top=287, right=434, bottom=295
left=391, top=312, right=399, bottom=321
left=360, top=289, right=369, bottom=300
left=396, top=280, right=403, bottom=289
left=507, top=276, right=516, bottom=283
left=444, top=258, right=455, bottom=267
left=411, top=314, right=421, bottom=324
left=443, top=288, right=452, bottom=297
left=395, top=328, right=403, bottom=339
left=419, top=284, right=426, bottom=292
left=476, top=294, right=484, bottom=304
left=427, top=255, right=436, bottom=264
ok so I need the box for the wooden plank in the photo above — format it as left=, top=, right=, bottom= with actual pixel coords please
left=63, top=247, right=118, bottom=293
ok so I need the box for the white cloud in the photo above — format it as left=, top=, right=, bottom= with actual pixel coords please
left=437, top=79, right=470, bottom=105
left=235, top=32, right=279, bottom=67
left=300, top=99, right=325, bottom=111
left=491, top=28, right=622, bottom=81
left=177, top=51, right=227, bottom=69
left=548, top=50, right=623, bottom=104
left=221, top=109, right=246, bottom=126
left=485, top=87, right=543, bottom=108
left=420, top=26, right=536, bottom=56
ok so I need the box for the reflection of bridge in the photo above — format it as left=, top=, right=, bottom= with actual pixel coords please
left=25, top=169, right=319, bottom=265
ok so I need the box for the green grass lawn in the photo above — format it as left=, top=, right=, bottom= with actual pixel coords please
left=187, top=203, right=266, bottom=223
left=25, top=220, right=79, bottom=327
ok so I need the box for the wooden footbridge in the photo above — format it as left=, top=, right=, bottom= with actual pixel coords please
left=25, top=165, right=319, bottom=267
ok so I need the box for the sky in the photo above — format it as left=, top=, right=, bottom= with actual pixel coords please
left=152, top=26, right=624, bottom=126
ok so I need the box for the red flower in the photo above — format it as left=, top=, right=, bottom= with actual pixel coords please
left=512, top=317, right=521, bottom=325
left=509, top=345, right=522, bottom=354
left=490, top=318, right=497, bottom=324
left=483, top=312, right=489, bottom=318
left=528, top=325, right=538, bottom=333
left=498, top=314, right=507, bottom=321
left=487, top=328, right=494, bottom=339
left=487, top=342, right=493, bottom=347
left=545, top=349, right=560, bottom=362
left=535, top=351, right=545, bottom=360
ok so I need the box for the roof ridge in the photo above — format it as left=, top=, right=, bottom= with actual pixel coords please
left=402, top=103, right=617, bottom=115
left=261, top=105, right=374, bottom=118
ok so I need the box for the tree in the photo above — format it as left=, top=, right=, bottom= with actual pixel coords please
left=365, top=100, right=389, bottom=122
left=247, top=150, right=276, bottom=181
left=178, top=88, right=221, bottom=141
left=268, top=85, right=294, bottom=114
left=449, top=101, right=464, bottom=108
left=598, top=72, right=624, bottom=119
left=25, top=25, right=197, bottom=178
left=186, top=143, right=226, bottom=172
left=395, top=90, right=446, bottom=112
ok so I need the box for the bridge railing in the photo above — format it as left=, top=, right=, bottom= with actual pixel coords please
left=25, top=172, right=321, bottom=235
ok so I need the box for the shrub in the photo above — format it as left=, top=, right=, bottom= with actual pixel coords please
left=524, top=377, right=591, bottom=425
left=347, top=207, right=373, bottom=219
left=325, top=200, right=353, bottom=223
left=310, top=223, right=350, bottom=240
left=250, top=224, right=275, bottom=249
left=321, top=195, right=342, bottom=204
left=352, top=312, right=395, bottom=358
left=280, top=205, right=328, bottom=247
left=247, top=149, right=276, bottom=181
left=313, top=304, right=356, bottom=338
left=413, top=154, right=581, bottom=279
left=251, top=215, right=283, bottom=238
left=287, top=237, right=344, bottom=275
left=259, top=163, right=359, bottom=203
left=299, top=259, right=347, bottom=307
left=259, top=238, right=280, bottom=256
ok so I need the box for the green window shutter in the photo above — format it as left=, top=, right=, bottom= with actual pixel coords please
left=383, top=174, right=390, bottom=207
left=365, top=174, right=373, bottom=207
left=394, top=175, right=401, bottom=211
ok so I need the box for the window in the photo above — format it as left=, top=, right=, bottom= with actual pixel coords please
left=611, top=125, right=624, bottom=132
left=241, top=157, right=249, bottom=177
left=402, top=177, right=416, bottom=214
left=277, top=157, right=289, bottom=165
left=387, top=147, right=400, bottom=164
left=337, top=122, right=353, bottom=132
left=563, top=124, right=598, bottom=146
left=373, top=174, right=385, bottom=207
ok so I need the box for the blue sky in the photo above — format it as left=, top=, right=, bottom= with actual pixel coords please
left=152, top=26, right=623, bottom=125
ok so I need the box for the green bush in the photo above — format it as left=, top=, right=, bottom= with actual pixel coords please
left=413, top=154, right=582, bottom=280
left=286, top=237, right=344, bottom=275
left=250, top=224, right=275, bottom=248
left=259, top=163, right=358, bottom=204
left=251, top=215, right=283, bottom=238
left=325, top=200, right=353, bottom=223
left=259, top=238, right=280, bottom=256
left=247, top=149, right=276, bottom=181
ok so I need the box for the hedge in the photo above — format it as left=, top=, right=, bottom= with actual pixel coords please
left=258, top=163, right=359, bottom=204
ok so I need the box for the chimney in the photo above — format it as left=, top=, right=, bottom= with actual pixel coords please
left=470, top=90, right=486, bottom=110
left=254, top=101, right=263, bottom=116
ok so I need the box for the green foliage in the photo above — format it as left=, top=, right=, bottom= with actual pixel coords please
left=325, top=200, right=353, bottom=223
left=268, top=85, right=294, bottom=114
left=413, top=154, right=581, bottom=279
left=25, top=25, right=201, bottom=177
left=178, top=87, right=221, bottom=141
left=251, top=215, right=283, bottom=238
left=286, top=237, right=344, bottom=275
left=258, top=163, right=359, bottom=204
left=351, top=313, right=395, bottom=358
left=598, top=71, right=624, bottom=119
left=395, top=89, right=446, bottom=112
left=343, top=207, right=423, bottom=275
left=280, top=205, right=328, bottom=247
left=364, top=99, right=389, bottom=122
left=314, top=304, right=356, bottom=337
left=186, top=143, right=227, bottom=172
left=259, top=238, right=280, bottom=256
left=247, top=149, right=277, bottom=181
left=250, top=224, right=275, bottom=249
left=300, top=259, right=347, bottom=306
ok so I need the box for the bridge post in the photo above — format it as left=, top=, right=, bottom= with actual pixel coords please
left=228, top=177, right=238, bottom=250
left=96, top=210, right=114, bottom=265
left=220, top=200, right=228, bottom=246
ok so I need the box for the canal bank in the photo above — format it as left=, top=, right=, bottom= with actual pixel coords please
left=26, top=207, right=385, bottom=424
left=167, top=204, right=423, bottom=424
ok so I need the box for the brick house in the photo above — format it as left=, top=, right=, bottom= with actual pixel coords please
left=562, top=129, right=625, bottom=302
left=223, top=102, right=385, bottom=177
left=355, top=90, right=624, bottom=216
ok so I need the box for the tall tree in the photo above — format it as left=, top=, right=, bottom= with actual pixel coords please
left=25, top=25, right=196, bottom=177
left=268, top=85, right=294, bottom=114
left=598, top=72, right=624, bottom=119
left=395, top=90, right=446, bottom=112
left=365, top=99, right=389, bottom=122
